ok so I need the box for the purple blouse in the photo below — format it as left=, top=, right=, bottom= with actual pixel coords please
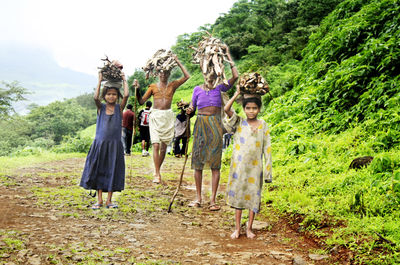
left=191, top=81, right=232, bottom=110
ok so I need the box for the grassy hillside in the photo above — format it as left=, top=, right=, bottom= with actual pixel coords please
left=255, top=0, right=400, bottom=263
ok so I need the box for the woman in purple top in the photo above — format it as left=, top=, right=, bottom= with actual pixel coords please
left=186, top=48, right=238, bottom=211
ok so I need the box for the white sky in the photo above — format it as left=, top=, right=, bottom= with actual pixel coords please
left=1, top=0, right=237, bottom=76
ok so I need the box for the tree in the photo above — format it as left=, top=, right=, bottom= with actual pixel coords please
left=0, top=81, right=29, bottom=116
left=27, top=100, right=94, bottom=144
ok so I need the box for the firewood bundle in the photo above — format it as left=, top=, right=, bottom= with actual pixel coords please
left=176, top=99, right=190, bottom=111
left=239, top=73, right=270, bottom=95
left=142, top=49, right=177, bottom=79
left=191, top=32, right=232, bottom=87
left=99, top=56, right=123, bottom=81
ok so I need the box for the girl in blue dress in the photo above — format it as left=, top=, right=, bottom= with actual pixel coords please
left=80, top=67, right=129, bottom=209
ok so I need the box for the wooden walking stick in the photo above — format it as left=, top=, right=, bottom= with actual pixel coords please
left=167, top=114, right=190, bottom=213
left=129, top=80, right=139, bottom=179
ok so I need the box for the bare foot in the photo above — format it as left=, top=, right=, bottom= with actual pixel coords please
left=230, top=230, right=240, bottom=239
left=246, top=229, right=256, bottom=239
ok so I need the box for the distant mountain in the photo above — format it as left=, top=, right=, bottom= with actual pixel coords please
left=0, top=43, right=96, bottom=114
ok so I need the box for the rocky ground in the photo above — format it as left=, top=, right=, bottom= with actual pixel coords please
left=0, top=155, right=346, bottom=264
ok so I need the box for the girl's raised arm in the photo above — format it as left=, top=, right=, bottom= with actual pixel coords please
left=224, top=84, right=241, bottom=118
left=120, top=72, right=129, bottom=111
left=94, top=72, right=103, bottom=110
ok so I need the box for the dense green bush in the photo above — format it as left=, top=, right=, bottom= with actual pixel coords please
left=52, top=135, right=92, bottom=153
left=294, top=0, right=400, bottom=132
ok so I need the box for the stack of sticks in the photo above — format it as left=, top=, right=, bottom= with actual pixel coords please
left=239, top=72, right=270, bottom=95
left=143, top=49, right=177, bottom=79
left=191, top=32, right=233, bottom=87
left=99, top=56, right=123, bottom=81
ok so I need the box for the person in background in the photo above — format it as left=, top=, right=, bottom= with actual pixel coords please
left=173, top=105, right=193, bottom=158
left=138, top=101, right=152, bottom=157
left=122, top=103, right=135, bottom=156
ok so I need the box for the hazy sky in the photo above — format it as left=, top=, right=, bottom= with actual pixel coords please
left=1, top=0, right=237, bottom=76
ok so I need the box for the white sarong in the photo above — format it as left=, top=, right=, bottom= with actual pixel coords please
left=149, top=109, right=175, bottom=144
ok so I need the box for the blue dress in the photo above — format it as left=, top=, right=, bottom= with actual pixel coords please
left=80, top=103, right=125, bottom=192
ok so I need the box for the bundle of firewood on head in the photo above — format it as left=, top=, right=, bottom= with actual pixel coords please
left=142, top=49, right=177, bottom=79
left=99, top=56, right=123, bottom=82
left=176, top=99, right=190, bottom=111
left=239, top=72, right=269, bottom=96
left=191, top=32, right=233, bottom=88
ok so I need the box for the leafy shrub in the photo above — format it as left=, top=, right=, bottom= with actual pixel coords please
left=52, top=135, right=92, bottom=153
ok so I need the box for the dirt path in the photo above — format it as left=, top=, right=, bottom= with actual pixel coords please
left=0, top=155, right=343, bottom=264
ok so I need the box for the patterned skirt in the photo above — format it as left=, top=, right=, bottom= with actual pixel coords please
left=191, top=114, right=223, bottom=170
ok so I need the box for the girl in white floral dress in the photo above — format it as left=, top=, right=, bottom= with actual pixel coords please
left=224, top=85, right=272, bottom=239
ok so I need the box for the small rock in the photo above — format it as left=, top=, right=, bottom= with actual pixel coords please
left=27, top=256, right=41, bottom=265
left=269, top=251, right=292, bottom=261
left=208, top=253, right=224, bottom=259
left=71, top=255, right=85, bottom=262
left=17, top=249, right=29, bottom=258
left=309, top=254, right=329, bottom=261
left=293, top=255, right=307, bottom=265
left=49, top=215, right=58, bottom=221
left=252, top=220, right=270, bottom=230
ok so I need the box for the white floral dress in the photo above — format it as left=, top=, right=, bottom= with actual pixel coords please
left=225, top=112, right=272, bottom=213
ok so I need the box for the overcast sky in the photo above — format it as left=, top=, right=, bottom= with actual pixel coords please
left=1, top=0, right=237, bottom=76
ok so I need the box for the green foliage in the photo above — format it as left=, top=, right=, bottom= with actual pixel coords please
left=0, top=116, right=33, bottom=156
left=296, top=0, right=400, bottom=132
left=212, top=0, right=342, bottom=62
left=171, top=31, right=206, bottom=73
left=27, top=99, right=95, bottom=144
left=0, top=81, right=29, bottom=116
left=127, top=68, right=156, bottom=97
left=74, top=92, right=97, bottom=111
left=52, top=135, right=93, bottom=153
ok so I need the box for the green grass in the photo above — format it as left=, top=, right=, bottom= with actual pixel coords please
left=0, top=152, right=86, bottom=172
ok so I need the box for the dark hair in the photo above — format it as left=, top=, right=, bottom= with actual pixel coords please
left=101, top=87, right=123, bottom=102
left=146, top=101, right=152, bottom=107
left=127, top=104, right=133, bottom=110
left=242, top=97, right=262, bottom=108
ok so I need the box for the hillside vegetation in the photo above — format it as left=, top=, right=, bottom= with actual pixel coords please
left=1, top=0, right=399, bottom=263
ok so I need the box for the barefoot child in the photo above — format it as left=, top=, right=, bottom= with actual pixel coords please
left=224, top=85, right=272, bottom=239
left=80, top=68, right=129, bottom=209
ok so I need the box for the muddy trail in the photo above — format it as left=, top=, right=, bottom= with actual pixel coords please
left=0, top=155, right=346, bottom=264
